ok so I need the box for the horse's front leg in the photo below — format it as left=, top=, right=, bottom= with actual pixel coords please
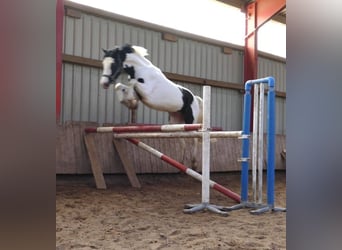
left=114, top=81, right=140, bottom=111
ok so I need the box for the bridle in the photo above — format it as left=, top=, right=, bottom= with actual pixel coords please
left=101, top=55, right=123, bottom=85
left=101, top=74, right=115, bottom=84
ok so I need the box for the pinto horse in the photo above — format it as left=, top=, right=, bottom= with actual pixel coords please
left=99, top=44, right=203, bottom=168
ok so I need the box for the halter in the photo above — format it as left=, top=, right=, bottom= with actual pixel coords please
left=101, top=54, right=123, bottom=85
left=101, top=74, right=114, bottom=84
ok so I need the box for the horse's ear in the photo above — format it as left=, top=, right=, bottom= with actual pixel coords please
left=102, top=48, right=108, bottom=54
left=122, top=44, right=134, bottom=53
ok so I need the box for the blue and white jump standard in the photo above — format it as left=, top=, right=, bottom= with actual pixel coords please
left=227, top=76, right=286, bottom=214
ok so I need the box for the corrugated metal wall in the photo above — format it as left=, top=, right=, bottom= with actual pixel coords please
left=62, top=5, right=285, bottom=134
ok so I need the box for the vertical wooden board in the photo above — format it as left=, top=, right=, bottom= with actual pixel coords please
left=74, top=17, right=83, bottom=56
left=111, top=138, right=129, bottom=173
left=151, top=31, right=159, bottom=65
left=226, top=52, right=233, bottom=83
left=130, top=26, right=138, bottom=45
left=130, top=139, right=141, bottom=173
left=82, top=14, right=91, bottom=58
left=162, top=139, right=182, bottom=173
left=107, top=20, right=115, bottom=48
left=158, top=40, right=165, bottom=70
left=97, top=79, right=107, bottom=124
left=200, top=44, right=207, bottom=78
left=94, top=133, right=110, bottom=173
left=62, top=64, right=74, bottom=121
left=145, top=30, right=153, bottom=52
left=89, top=68, right=99, bottom=122
left=72, top=65, right=82, bottom=121
left=84, top=133, right=107, bottom=189
left=164, top=42, right=172, bottom=72
left=194, top=43, right=201, bottom=77
left=149, top=139, right=159, bottom=173
left=115, top=22, right=124, bottom=45
left=56, top=122, right=77, bottom=173
left=211, top=88, right=218, bottom=128
left=218, top=138, right=229, bottom=171
left=276, top=97, right=286, bottom=135
left=123, top=24, right=131, bottom=43
left=206, top=45, right=212, bottom=79
left=211, top=46, right=218, bottom=81
left=64, top=16, right=74, bottom=54
left=177, top=40, right=184, bottom=75
left=105, top=86, right=115, bottom=124
left=80, top=67, right=90, bottom=121
left=217, top=50, right=223, bottom=81
left=171, top=42, right=178, bottom=73
left=99, top=20, right=109, bottom=56
left=135, top=139, right=149, bottom=173
left=221, top=52, right=229, bottom=83
left=276, top=134, right=286, bottom=170
left=189, top=42, right=196, bottom=76
left=113, top=139, right=141, bottom=188
left=139, top=28, right=147, bottom=52
left=78, top=122, right=99, bottom=172
left=71, top=122, right=86, bottom=173
left=91, top=16, right=100, bottom=60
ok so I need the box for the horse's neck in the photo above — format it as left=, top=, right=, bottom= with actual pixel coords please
left=125, top=54, right=152, bottom=68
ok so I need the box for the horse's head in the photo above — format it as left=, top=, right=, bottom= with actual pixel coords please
left=99, top=44, right=148, bottom=89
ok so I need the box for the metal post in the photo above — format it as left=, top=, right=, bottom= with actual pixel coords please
left=267, top=78, right=276, bottom=207
left=258, top=83, right=265, bottom=204
left=227, top=76, right=286, bottom=214
left=184, top=86, right=229, bottom=216
left=202, top=86, right=211, bottom=204
left=252, top=84, right=259, bottom=203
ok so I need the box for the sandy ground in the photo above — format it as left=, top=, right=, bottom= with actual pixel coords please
left=56, top=171, right=286, bottom=250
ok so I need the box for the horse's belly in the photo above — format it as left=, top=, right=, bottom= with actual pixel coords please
left=143, top=97, right=183, bottom=112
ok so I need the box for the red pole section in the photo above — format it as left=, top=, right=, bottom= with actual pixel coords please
left=85, top=124, right=203, bottom=133
left=126, top=138, right=241, bottom=203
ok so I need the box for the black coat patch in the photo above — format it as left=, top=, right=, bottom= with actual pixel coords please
left=178, top=87, right=194, bottom=124
left=124, top=66, right=135, bottom=79
left=137, top=78, right=144, bottom=83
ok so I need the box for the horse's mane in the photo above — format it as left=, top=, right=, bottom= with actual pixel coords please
left=132, top=45, right=149, bottom=58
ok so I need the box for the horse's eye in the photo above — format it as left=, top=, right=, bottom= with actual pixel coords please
left=122, top=89, right=126, bottom=92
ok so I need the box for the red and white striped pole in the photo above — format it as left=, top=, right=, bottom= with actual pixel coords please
left=126, top=138, right=241, bottom=203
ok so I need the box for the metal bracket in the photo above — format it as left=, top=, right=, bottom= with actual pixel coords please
left=238, top=134, right=250, bottom=139
left=237, top=157, right=250, bottom=162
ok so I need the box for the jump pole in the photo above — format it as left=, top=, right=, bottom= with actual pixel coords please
left=112, top=131, right=242, bottom=139
left=181, top=86, right=230, bottom=215
left=85, top=124, right=203, bottom=133
left=126, top=138, right=240, bottom=203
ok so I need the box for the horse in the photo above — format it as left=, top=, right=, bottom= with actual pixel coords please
left=99, top=44, right=203, bottom=169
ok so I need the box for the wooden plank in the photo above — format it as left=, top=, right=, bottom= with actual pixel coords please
left=113, top=138, right=141, bottom=188
left=65, top=8, right=82, bottom=19
left=84, top=134, right=107, bottom=189
left=162, top=32, right=178, bottom=42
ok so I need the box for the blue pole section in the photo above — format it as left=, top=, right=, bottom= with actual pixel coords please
left=266, top=77, right=276, bottom=207
left=241, top=82, right=252, bottom=202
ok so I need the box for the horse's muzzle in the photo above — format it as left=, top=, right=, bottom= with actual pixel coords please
left=100, top=75, right=112, bottom=89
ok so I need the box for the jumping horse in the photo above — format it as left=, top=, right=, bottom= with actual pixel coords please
left=99, top=44, right=203, bottom=168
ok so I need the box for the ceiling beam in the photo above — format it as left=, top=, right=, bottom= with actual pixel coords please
left=243, top=0, right=285, bottom=130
